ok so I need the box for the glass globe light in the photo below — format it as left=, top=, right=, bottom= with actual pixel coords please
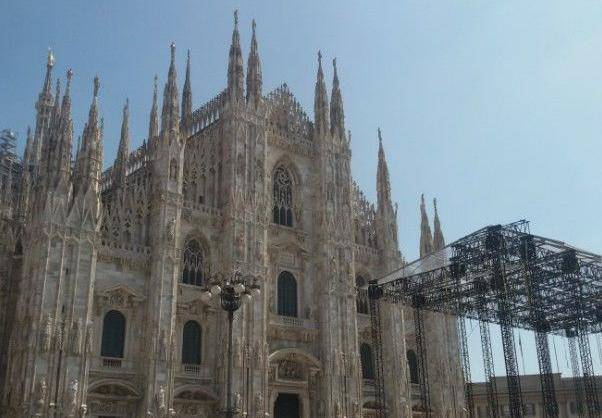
left=210, top=284, right=222, bottom=296
left=234, top=283, right=245, bottom=294
left=252, top=288, right=261, bottom=297
left=243, top=293, right=252, bottom=303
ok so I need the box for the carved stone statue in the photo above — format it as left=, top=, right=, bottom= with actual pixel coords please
left=66, top=379, right=79, bottom=417
left=34, top=376, right=47, bottom=415
left=155, top=386, right=166, bottom=414
left=41, top=316, right=52, bottom=352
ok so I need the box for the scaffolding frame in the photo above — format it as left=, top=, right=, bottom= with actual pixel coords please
left=369, top=220, right=601, bottom=418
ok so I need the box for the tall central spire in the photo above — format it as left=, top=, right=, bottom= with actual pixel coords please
left=227, top=10, right=244, bottom=102
left=33, top=50, right=57, bottom=178
left=330, top=58, right=345, bottom=139
left=41, top=49, right=55, bottom=102
left=113, top=99, right=130, bottom=189
left=161, top=43, right=180, bottom=137
left=313, top=51, right=329, bottom=137
left=419, top=194, right=434, bottom=258
left=181, top=50, right=193, bottom=136
left=246, top=19, right=262, bottom=107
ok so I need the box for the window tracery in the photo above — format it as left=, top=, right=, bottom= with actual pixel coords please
left=182, top=239, right=204, bottom=286
left=273, top=165, right=293, bottom=227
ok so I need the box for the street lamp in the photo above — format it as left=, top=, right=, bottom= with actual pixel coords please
left=201, top=269, right=261, bottom=418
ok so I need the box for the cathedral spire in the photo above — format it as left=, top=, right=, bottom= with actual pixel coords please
left=313, top=51, right=329, bottom=136
left=419, top=194, right=434, bottom=258
left=161, top=43, right=180, bottom=137
left=23, top=126, right=34, bottom=174
left=432, top=198, right=445, bottom=251
left=51, top=69, right=74, bottom=191
left=246, top=19, right=262, bottom=107
left=330, top=58, right=345, bottom=139
left=41, top=49, right=55, bottom=102
left=74, top=76, right=103, bottom=199
left=181, top=50, right=193, bottom=136
left=149, top=75, right=159, bottom=146
left=376, top=128, right=392, bottom=211
left=227, top=10, right=244, bottom=103
left=113, top=99, right=130, bottom=189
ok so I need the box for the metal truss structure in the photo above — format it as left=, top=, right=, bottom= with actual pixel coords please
left=369, top=220, right=602, bottom=418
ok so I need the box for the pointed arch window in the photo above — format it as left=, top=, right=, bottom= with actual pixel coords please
left=360, top=343, right=375, bottom=380
left=407, top=349, right=419, bottom=384
left=273, top=165, right=293, bottom=227
left=101, top=310, right=126, bottom=358
left=182, top=239, right=204, bottom=286
left=182, top=320, right=202, bottom=365
left=277, top=271, right=298, bottom=317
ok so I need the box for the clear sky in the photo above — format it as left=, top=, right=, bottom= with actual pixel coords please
left=2, top=1, right=601, bottom=381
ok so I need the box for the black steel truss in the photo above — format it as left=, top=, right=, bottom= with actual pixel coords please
left=457, top=317, right=475, bottom=418
left=413, top=305, right=431, bottom=416
left=568, top=336, right=586, bottom=418
left=478, top=319, right=498, bottom=418
left=368, top=281, right=387, bottom=418
left=368, top=220, right=601, bottom=416
left=576, top=329, right=600, bottom=418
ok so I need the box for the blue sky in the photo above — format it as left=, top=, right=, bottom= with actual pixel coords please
left=2, top=1, right=601, bottom=380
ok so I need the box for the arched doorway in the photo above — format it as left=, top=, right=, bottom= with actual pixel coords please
left=274, top=393, right=301, bottom=418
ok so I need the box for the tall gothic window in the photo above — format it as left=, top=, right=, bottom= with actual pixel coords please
left=273, top=165, right=293, bottom=227
left=182, top=239, right=204, bottom=286
left=101, top=310, right=126, bottom=358
left=277, top=271, right=298, bottom=317
left=356, top=275, right=369, bottom=314
left=360, top=343, right=375, bottom=380
left=181, top=320, right=202, bottom=365
left=407, top=349, right=419, bottom=384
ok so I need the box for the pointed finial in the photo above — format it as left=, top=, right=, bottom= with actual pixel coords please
left=93, top=75, right=100, bottom=98
left=153, top=74, right=158, bottom=93
left=66, top=68, right=73, bottom=82
left=187, top=48, right=191, bottom=61
left=378, top=127, right=383, bottom=144
left=170, top=42, right=176, bottom=62
left=125, top=97, right=129, bottom=112
left=433, top=198, right=438, bottom=212
left=234, top=9, right=239, bottom=26
left=252, top=18, right=256, bottom=33
left=421, top=193, right=425, bottom=207
left=318, top=50, right=322, bottom=64
left=333, top=57, right=337, bottom=73
left=47, top=48, right=55, bottom=67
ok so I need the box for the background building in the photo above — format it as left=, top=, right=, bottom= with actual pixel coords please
left=0, top=13, right=464, bottom=418
left=472, top=374, right=602, bottom=418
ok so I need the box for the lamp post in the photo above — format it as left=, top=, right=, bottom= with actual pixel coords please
left=200, top=269, right=261, bottom=418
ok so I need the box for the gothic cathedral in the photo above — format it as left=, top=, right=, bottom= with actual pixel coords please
left=0, top=12, right=465, bottom=418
